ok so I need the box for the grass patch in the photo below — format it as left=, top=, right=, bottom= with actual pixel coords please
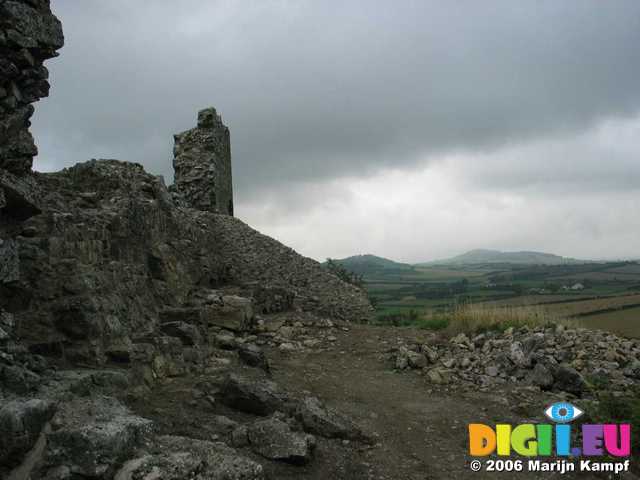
left=375, top=309, right=449, bottom=330
left=415, top=317, right=449, bottom=330
left=374, top=302, right=577, bottom=334
left=591, top=388, right=640, bottom=455
left=444, top=303, right=575, bottom=335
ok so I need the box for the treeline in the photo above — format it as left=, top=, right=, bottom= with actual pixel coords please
left=324, top=258, right=365, bottom=289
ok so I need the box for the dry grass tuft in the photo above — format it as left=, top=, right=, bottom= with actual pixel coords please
left=445, top=302, right=575, bottom=334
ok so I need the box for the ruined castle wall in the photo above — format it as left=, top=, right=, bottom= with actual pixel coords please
left=0, top=0, right=63, bottom=175
left=0, top=0, right=63, bottom=220
left=1, top=160, right=371, bottom=364
left=173, top=108, right=234, bottom=216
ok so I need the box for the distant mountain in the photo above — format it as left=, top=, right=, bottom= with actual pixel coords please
left=420, top=249, right=588, bottom=266
left=326, top=254, right=414, bottom=275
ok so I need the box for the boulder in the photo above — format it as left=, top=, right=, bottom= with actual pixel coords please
left=395, top=346, right=409, bottom=370
left=238, top=343, right=270, bottom=373
left=205, top=295, right=255, bottom=332
left=528, top=363, right=554, bottom=389
left=218, top=373, right=289, bottom=415
left=246, top=416, right=315, bottom=464
left=522, top=333, right=545, bottom=356
left=114, top=435, right=264, bottom=480
left=426, top=367, right=451, bottom=385
left=294, top=396, right=371, bottom=442
left=623, top=360, right=640, bottom=379
left=509, top=341, right=528, bottom=367
left=0, top=398, right=56, bottom=468
left=551, top=364, right=586, bottom=395
left=44, top=396, right=152, bottom=478
left=215, top=333, right=237, bottom=350
left=159, top=321, right=202, bottom=346
left=407, top=351, right=427, bottom=369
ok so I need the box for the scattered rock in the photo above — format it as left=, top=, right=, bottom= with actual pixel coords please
left=159, top=321, right=202, bottom=346
left=407, top=351, right=427, bottom=369
left=294, top=396, right=371, bottom=442
left=551, top=364, right=586, bottom=395
left=218, top=373, right=289, bottom=415
left=246, top=416, right=315, bottom=464
left=279, top=342, right=297, bottom=354
left=215, top=333, right=237, bottom=350
left=238, top=343, right=270, bottom=372
left=115, top=435, right=264, bottom=479
left=394, top=326, right=640, bottom=394
left=529, top=363, right=554, bottom=389
left=485, top=366, right=499, bottom=377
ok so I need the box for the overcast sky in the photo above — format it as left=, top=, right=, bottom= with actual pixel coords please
left=33, top=0, right=640, bottom=262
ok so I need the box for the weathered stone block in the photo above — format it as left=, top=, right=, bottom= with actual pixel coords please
left=0, top=398, right=56, bottom=468
left=159, top=321, right=202, bottom=346
left=44, top=396, right=152, bottom=478
left=219, top=373, right=289, bottom=416
left=204, top=295, right=254, bottom=332
left=247, top=416, right=315, bottom=464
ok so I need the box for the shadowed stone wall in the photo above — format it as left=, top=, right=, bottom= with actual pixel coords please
left=0, top=0, right=63, bottom=220
left=173, top=107, right=234, bottom=216
left=0, top=0, right=63, bottom=175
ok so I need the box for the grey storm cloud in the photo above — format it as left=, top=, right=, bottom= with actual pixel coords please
left=33, top=0, right=640, bottom=204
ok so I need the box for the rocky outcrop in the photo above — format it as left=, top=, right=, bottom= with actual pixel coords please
left=173, top=107, right=234, bottom=215
left=0, top=0, right=63, bottom=175
left=0, top=0, right=63, bottom=222
left=0, top=159, right=371, bottom=366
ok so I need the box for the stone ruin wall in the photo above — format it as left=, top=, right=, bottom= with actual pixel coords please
left=0, top=0, right=63, bottom=175
left=0, top=1, right=371, bottom=367
left=0, top=0, right=63, bottom=220
left=173, top=107, right=234, bottom=216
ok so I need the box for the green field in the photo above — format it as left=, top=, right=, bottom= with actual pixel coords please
left=352, top=260, right=640, bottom=336
left=579, top=306, right=640, bottom=338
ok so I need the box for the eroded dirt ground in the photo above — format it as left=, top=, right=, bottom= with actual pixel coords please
left=130, top=325, right=637, bottom=480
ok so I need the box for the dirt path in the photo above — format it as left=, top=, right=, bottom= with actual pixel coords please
left=132, top=324, right=634, bottom=479
left=268, top=324, right=613, bottom=480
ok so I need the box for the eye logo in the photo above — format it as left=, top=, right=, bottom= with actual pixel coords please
left=544, top=402, right=584, bottom=423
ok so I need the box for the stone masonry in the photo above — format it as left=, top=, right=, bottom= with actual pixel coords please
left=173, top=107, right=234, bottom=215
left=0, top=0, right=63, bottom=175
left=0, top=0, right=63, bottom=220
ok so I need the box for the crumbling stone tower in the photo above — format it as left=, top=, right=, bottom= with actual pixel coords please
left=172, top=107, right=234, bottom=216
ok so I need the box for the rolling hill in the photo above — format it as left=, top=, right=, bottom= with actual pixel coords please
left=326, top=254, right=414, bottom=275
left=421, top=249, right=587, bottom=266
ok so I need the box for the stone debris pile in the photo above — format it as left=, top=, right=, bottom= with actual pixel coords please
left=393, top=325, right=640, bottom=396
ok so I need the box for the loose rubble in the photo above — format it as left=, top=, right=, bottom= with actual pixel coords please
left=393, top=325, right=640, bottom=396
